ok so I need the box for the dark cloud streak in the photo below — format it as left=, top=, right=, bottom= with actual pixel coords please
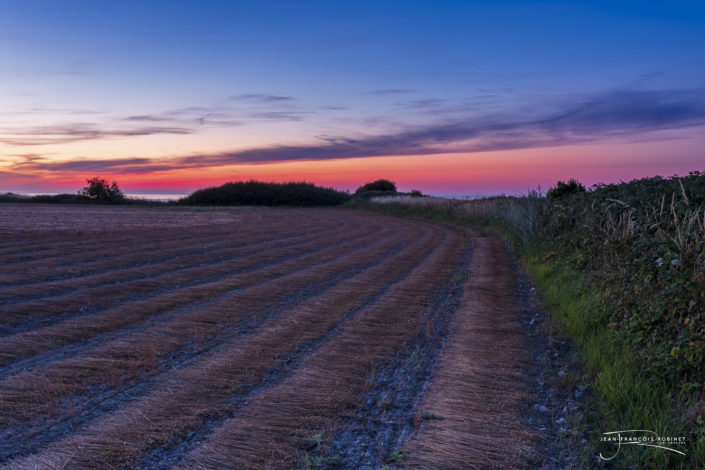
left=247, top=111, right=310, bottom=122
left=368, top=89, right=415, bottom=95
left=228, top=94, right=296, bottom=102
left=9, top=88, right=705, bottom=175
left=0, top=125, right=192, bottom=146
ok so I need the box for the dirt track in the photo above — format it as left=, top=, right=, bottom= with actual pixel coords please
left=0, top=204, right=540, bottom=469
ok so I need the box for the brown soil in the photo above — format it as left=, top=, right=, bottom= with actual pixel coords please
left=0, top=203, right=243, bottom=232
left=0, top=205, right=553, bottom=469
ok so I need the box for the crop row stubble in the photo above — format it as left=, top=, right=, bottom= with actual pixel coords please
left=0, top=207, right=474, bottom=469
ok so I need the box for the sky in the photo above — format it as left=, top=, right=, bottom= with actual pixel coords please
left=1, top=0, right=704, bottom=196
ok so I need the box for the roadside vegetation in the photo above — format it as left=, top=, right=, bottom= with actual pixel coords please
left=358, top=171, right=705, bottom=468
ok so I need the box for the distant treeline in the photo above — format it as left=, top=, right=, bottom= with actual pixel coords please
left=0, top=193, right=101, bottom=204
left=1, top=178, right=405, bottom=206
left=0, top=193, right=172, bottom=205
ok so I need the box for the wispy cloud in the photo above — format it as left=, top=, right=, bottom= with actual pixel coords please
left=8, top=88, right=705, bottom=174
left=0, top=104, right=248, bottom=146
left=400, top=98, right=445, bottom=109
left=0, top=105, right=106, bottom=117
left=227, top=94, right=306, bottom=121
left=535, top=89, right=705, bottom=132
left=247, top=111, right=311, bottom=122
left=0, top=124, right=192, bottom=146
left=123, top=108, right=242, bottom=127
left=368, top=89, right=415, bottom=96
left=1, top=93, right=309, bottom=148
left=125, top=114, right=175, bottom=122
left=11, top=157, right=155, bottom=172
left=229, top=93, right=296, bottom=102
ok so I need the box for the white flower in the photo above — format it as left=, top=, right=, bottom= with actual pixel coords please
left=655, top=257, right=664, bottom=267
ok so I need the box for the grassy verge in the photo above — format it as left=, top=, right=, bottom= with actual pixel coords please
left=353, top=174, right=705, bottom=468
left=528, top=257, right=700, bottom=468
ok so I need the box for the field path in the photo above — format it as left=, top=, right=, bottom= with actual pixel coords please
left=0, top=204, right=546, bottom=469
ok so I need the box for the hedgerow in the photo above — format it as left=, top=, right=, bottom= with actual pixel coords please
left=180, top=180, right=350, bottom=206
left=543, top=172, right=705, bottom=384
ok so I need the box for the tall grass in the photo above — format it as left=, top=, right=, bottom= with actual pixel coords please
left=364, top=191, right=545, bottom=248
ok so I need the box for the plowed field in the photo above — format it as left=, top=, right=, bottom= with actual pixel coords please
left=0, top=204, right=534, bottom=469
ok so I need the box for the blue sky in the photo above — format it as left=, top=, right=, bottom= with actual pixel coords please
left=1, top=1, right=704, bottom=194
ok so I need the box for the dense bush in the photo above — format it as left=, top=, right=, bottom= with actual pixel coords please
left=180, top=180, right=350, bottom=206
left=355, top=179, right=397, bottom=194
left=546, top=178, right=586, bottom=199
left=542, top=172, right=705, bottom=382
left=79, top=177, right=125, bottom=203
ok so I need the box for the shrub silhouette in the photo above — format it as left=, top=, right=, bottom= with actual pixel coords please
left=80, top=177, right=125, bottom=203
left=355, top=179, right=397, bottom=194
left=547, top=179, right=586, bottom=199
left=180, top=180, right=349, bottom=206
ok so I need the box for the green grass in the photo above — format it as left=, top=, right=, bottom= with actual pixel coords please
left=302, top=453, right=340, bottom=469
left=527, top=257, right=699, bottom=468
left=388, top=449, right=406, bottom=463
left=417, top=410, right=442, bottom=421
left=304, top=432, right=331, bottom=447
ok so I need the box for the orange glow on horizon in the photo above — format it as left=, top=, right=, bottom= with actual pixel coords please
left=3, top=136, right=703, bottom=196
